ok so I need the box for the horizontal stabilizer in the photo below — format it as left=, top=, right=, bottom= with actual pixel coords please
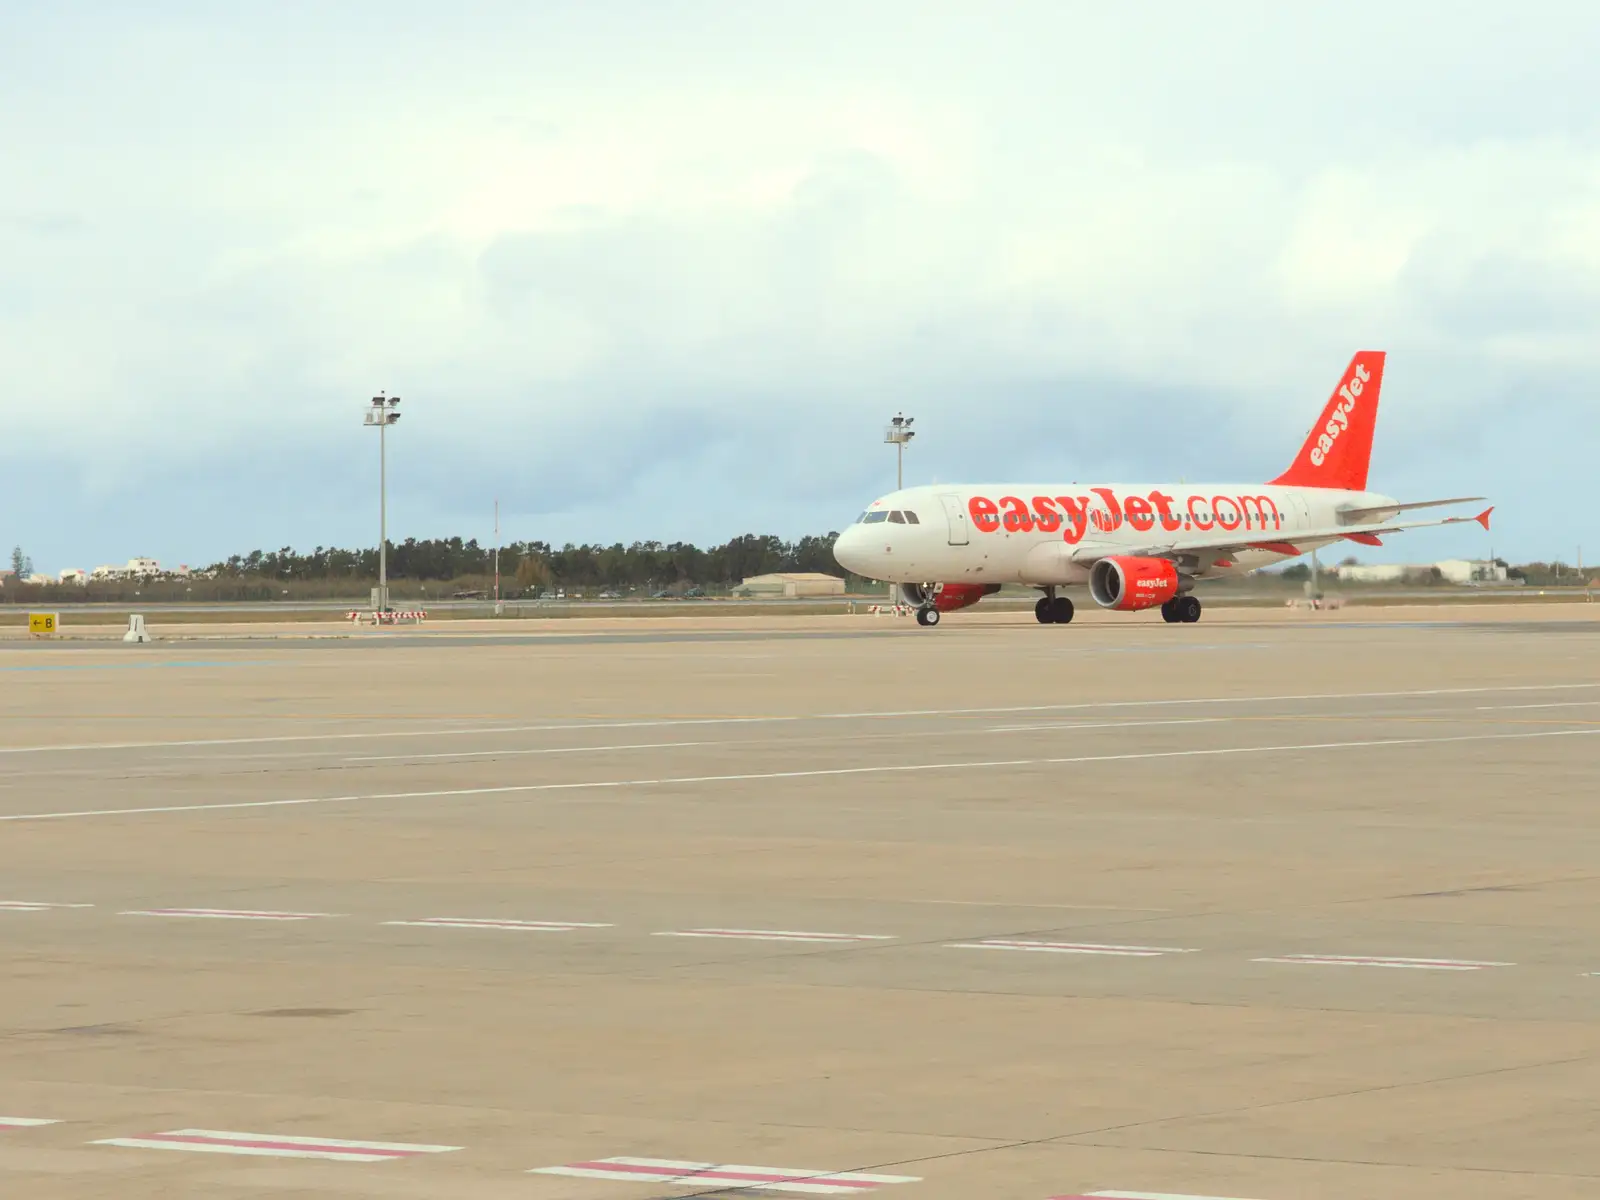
left=1339, top=496, right=1487, bottom=523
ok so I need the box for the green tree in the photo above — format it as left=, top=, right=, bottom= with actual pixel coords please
left=10, top=546, right=31, bottom=577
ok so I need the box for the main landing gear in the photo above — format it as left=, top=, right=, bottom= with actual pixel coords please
left=1034, top=593, right=1075, bottom=624
left=915, top=606, right=941, bottom=626
left=1161, top=595, right=1203, bottom=624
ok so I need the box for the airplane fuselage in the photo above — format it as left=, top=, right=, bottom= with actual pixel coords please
left=833, top=482, right=1400, bottom=586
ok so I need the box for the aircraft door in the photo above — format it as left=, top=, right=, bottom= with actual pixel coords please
left=938, top=493, right=969, bottom=545
left=1289, top=492, right=1310, bottom=530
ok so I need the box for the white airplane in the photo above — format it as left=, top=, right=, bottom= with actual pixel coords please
left=832, top=351, right=1493, bottom=627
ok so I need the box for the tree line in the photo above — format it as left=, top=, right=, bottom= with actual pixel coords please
left=209, top=533, right=846, bottom=590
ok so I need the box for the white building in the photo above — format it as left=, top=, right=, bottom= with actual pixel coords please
left=1334, top=563, right=1409, bottom=584
left=125, top=557, right=161, bottom=576
left=91, top=564, right=122, bottom=579
left=1334, top=559, right=1507, bottom=585
left=58, top=568, right=87, bottom=585
left=1435, top=558, right=1508, bottom=584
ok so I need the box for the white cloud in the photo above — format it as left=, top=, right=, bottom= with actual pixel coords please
left=3, top=1, right=1599, bottom=569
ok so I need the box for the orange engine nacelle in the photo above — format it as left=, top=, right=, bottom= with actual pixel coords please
left=898, top=582, right=1001, bottom=612
left=1088, top=556, right=1180, bottom=611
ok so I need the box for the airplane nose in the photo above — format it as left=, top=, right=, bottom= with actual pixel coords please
left=833, top=527, right=870, bottom=576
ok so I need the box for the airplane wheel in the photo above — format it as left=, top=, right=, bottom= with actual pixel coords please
left=1051, top=597, right=1074, bottom=624
left=1161, top=599, right=1182, bottom=623
left=1180, top=596, right=1202, bottom=623
left=1035, top=597, right=1054, bottom=624
left=917, top=606, right=940, bottom=627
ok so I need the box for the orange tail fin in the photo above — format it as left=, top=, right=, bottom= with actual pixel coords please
left=1271, top=351, right=1386, bottom=491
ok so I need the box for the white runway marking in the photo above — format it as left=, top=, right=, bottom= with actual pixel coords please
left=93, top=1128, right=459, bottom=1161
left=384, top=917, right=613, bottom=931
left=531, top=1156, right=920, bottom=1193
left=986, top=718, right=1230, bottom=733
left=3, top=680, right=1597, bottom=755
left=117, top=908, right=332, bottom=921
left=949, top=939, right=1198, bottom=957
left=1253, top=953, right=1513, bottom=971
left=0, top=1117, right=59, bottom=1129
left=346, top=739, right=714, bottom=762
left=0, top=900, right=92, bottom=911
left=1475, top=700, right=1600, bottom=710
left=4, top=724, right=1596, bottom=823
left=654, top=928, right=896, bottom=944
left=1056, top=1192, right=1267, bottom=1199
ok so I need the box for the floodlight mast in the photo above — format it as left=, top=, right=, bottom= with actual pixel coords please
left=883, top=413, right=916, bottom=606
left=365, top=392, right=401, bottom=610
left=884, top=412, right=915, bottom=491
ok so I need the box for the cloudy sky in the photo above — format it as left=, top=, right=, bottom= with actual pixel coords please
left=4, top=2, right=1597, bottom=573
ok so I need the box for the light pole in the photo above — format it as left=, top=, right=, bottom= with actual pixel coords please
left=364, top=391, right=401, bottom=611
left=883, top=413, right=915, bottom=606
left=884, top=412, right=914, bottom=490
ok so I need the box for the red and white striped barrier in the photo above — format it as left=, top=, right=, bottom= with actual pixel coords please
left=346, top=610, right=428, bottom=625
left=866, top=604, right=913, bottom=616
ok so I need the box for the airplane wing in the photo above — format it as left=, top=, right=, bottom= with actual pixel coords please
left=1067, top=506, right=1494, bottom=565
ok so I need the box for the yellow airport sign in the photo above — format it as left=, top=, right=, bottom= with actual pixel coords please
left=28, top=612, right=59, bottom=635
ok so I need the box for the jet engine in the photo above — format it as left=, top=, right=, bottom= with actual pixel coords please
left=1088, top=556, right=1180, bottom=611
left=897, top=582, right=1001, bottom=611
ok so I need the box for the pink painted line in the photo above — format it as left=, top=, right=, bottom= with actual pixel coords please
left=384, top=917, right=613, bottom=931
left=563, top=1161, right=878, bottom=1186
left=118, top=908, right=331, bottom=921
left=531, top=1157, right=921, bottom=1194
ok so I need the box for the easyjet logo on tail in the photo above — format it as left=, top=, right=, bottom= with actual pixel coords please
left=967, top=491, right=1282, bottom=545
left=1310, top=362, right=1370, bottom=468
left=1271, top=350, right=1385, bottom=492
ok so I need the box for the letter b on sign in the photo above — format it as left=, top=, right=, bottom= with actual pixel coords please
left=29, top=612, right=58, bottom=635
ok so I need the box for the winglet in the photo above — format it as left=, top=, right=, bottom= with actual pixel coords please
left=1475, top=506, right=1493, bottom=531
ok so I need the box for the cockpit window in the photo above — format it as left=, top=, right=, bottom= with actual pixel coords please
left=862, top=510, right=889, bottom=524
left=903, top=510, right=920, bottom=524
left=888, top=511, right=906, bottom=524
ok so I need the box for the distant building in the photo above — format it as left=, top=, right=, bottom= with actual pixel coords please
left=1334, top=563, right=1409, bottom=584
left=26, top=573, right=53, bottom=586
left=125, top=557, right=161, bottom=576
left=1434, top=558, right=1508, bottom=584
left=58, top=568, right=87, bottom=585
left=1334, top=559, right=1507, bottom=585
left=733, top=572, right=847, bottom=598
left=91, top=565, right=122, bottom=580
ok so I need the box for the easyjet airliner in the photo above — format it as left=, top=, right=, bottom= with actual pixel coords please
left=832, top=351, right=1492, bottom=626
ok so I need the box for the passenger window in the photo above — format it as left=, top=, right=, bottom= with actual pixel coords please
left=863, top=511, right=889, bottom=524
left=889, top=511, right=906, bottom=524
left=903, top=511, right=920, bottom=524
